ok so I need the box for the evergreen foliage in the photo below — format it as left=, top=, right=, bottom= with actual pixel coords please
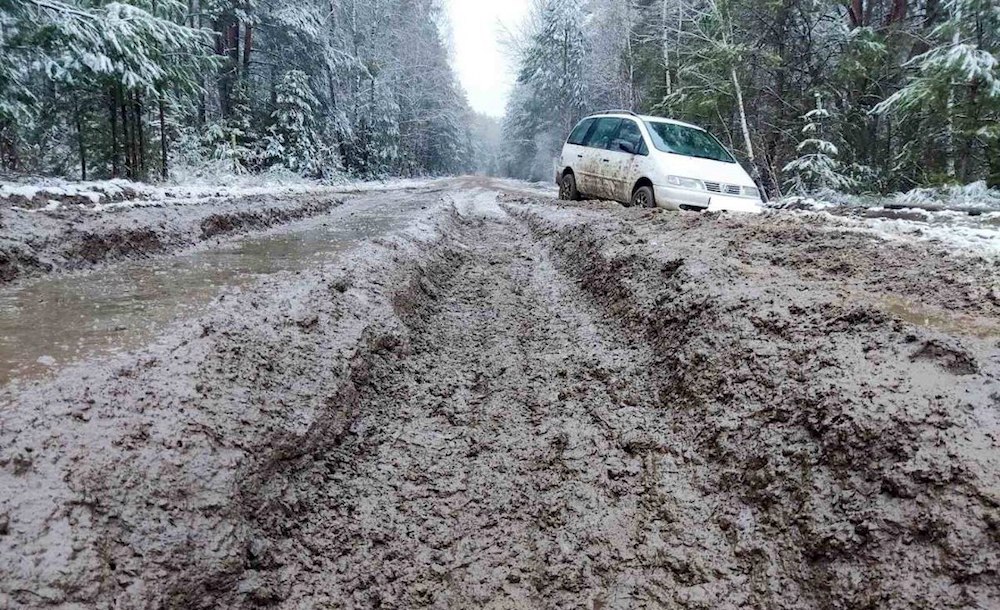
left=783, top=94, right=856, bottom=195
left=262, top=71, right=324, bottom=176
left=502, top=0, right=589, bottom=181
left=0, top=0, right=478, bottom=181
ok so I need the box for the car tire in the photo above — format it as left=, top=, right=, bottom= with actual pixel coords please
left=559, top=173, right=580, bottom=201
left=631, top=185, right=655, bottom=208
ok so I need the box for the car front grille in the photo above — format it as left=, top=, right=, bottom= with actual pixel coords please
left=703, top=181, right=744, bottom=196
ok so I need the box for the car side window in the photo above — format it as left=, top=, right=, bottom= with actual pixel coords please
left=614, top=120, right=647, bottom=155
left=567, top=118, right=596, bottom=145
left=583, top=118, right=623, bottom=150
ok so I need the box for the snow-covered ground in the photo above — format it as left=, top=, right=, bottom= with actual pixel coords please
left=770, top=181, right=1000, bottom=213
left=0, top=175, right=452, bottom=212
left=768, top=182, right=1000, bottom=258
left=814, top=209, right=1000, bottom=258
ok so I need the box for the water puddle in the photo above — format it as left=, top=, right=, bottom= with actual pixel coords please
left=880, top=296, right=1000, bottom=339
left=0, top=193, right=435, bottom=385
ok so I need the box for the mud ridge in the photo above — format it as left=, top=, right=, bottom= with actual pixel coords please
left=509, top=200, right=1000, bottom=609
left=0, top=194, right=343, bottom=284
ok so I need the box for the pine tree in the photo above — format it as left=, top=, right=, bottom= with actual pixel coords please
left=783, top=93, right=855, bottom=195
left=204, top=80, right=259, bottom=173
left=262, top=70, right=324, bottom=176
left=0, top=0, right=213, bottom=179
left=872, top=0, right=1000, bottom=184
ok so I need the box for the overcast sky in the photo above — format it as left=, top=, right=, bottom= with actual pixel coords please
left=446, top=0, right=531, bottom=119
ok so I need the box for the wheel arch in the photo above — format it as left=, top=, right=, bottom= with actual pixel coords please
left=631, top=177, right=654, bottom=196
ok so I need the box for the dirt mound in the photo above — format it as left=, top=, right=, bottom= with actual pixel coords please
left=65, top=228, right=166, bottom=265
left=200, top=202, right=338, bottom=239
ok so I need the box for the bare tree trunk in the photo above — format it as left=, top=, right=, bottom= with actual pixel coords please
left=228, top=22, right=240, bottom=78
left=119, top=85, right=131, bottom=178
left=988, top=140, right=1000, bottom=189
left=135, top=93, right=146, bottom=179
left=242, top=22, right=253, bottom=78
left=0, top=120, right=17, bottom=171
left=732, top=68, right=756, bottom=170
left=848, top=0, right=864, bottom=27
left=624, top=0, right=636, bottom=109
left=75, top=101, right=87, bottom=181
left=661, top=0, right=673, bottom=96
left=945, top=2, right=960, bottom=179
left=159, top=95, right=168, bottom=180
left=109, top=87, right=120, bottom=178
left=887, top=0, right=908, bottom=25
left=215, top=17, right=240, bottom=117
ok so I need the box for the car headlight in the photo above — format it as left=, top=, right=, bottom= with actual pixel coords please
left=666, top=175, right=705, bottom=190
left=743, top=186, right=760, bottom=199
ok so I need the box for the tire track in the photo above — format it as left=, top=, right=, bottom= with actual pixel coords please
left=241, top=196, right=745, bottom=609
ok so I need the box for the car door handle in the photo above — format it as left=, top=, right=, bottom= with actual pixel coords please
left=577, top=154, right=584, bottom=158
left=601, top=159, right=610, bottom=163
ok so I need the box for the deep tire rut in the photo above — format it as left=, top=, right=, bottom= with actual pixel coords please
left=249, top=201, right=740, bottom=608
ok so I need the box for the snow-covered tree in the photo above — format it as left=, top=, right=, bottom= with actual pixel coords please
left=658, top=0, right=759, bottom=176
left=501, top=0, right=589, bottom=181
left=0, top=0, right=214, bottom=179
left=204, top=80, right=259, bottom=174
left=262, top=70, right=324, bottom=176
left=0, top=0, right=476, bottom=180
left=783, top=93, right=855, bottom=195
left=872, top=0, right=1000, bottom=184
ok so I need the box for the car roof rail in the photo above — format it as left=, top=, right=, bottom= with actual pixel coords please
left=590, top=109, right=640, bottom=118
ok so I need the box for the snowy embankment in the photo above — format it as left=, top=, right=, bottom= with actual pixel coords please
left=769, top=182, right=1000, bottom=258
left=0, top=175, right=446, bottom=212
left=0, top=176, right=438, bottom=285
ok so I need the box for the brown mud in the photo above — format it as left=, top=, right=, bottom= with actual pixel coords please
left=1, top=185, right=998, bottom=609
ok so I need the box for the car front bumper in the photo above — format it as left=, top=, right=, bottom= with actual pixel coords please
left=653, top=185, right=762, bottom=213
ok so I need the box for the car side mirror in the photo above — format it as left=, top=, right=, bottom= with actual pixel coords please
left=617, top=141, right=636, bottom=155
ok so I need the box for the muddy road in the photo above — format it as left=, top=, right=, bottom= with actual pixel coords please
left=1, top=180, right=999, bottom=609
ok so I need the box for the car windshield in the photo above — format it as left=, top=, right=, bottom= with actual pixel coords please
left=644, top=121, right=735, bottom=164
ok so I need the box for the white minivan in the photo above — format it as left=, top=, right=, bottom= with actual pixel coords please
left=556, top=111, right=763, bottom=212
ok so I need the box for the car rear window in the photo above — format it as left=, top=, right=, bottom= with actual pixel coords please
left=583, top=118, right=623, bottom=150
left=567, top=119, right=596, bottom=145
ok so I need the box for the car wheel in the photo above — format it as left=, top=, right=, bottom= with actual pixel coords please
left=559, top=173, right=579, bottom=201
left=631, top=185, right=655, bottom=208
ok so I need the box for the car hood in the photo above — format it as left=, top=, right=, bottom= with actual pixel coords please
left=654, top=152, right=755, bottom=186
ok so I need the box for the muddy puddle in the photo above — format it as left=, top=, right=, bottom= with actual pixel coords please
left=880, top=295, right=1000, bottom=339
left=0, top=193, right=435, bottom=386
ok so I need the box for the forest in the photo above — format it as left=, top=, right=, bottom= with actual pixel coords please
left=0, top=0, right=492, bottom=182
left=1, top=0, right=998, bottom=200
left=502, top=0, right=1000, bottom=198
